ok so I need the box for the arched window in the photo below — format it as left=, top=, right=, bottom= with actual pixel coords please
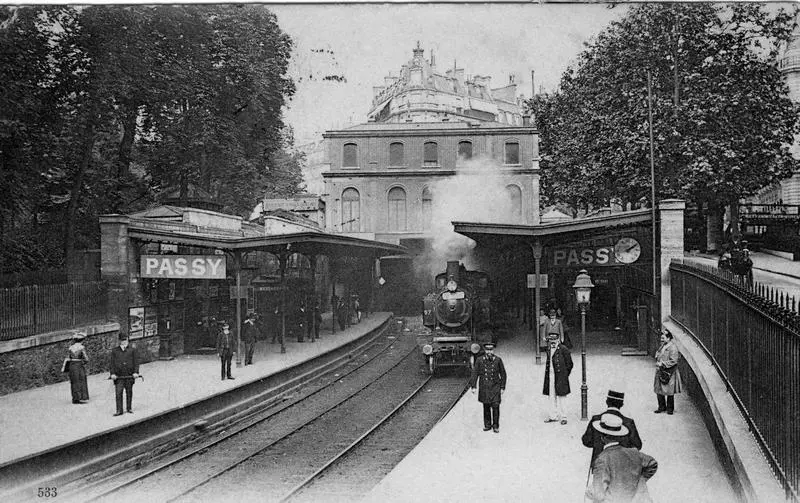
left=506, top=184, right=522, bottom=220
left=458, top=140, right=473, bottom=161
left=341, top=188, right=360, bottom=232
left=422, top=187, right=433, bottom=231
left=388, top=187, right=407, bottom=231
left=389, top=142, right=404, bottom=167
left=423, top=142, right=438, bottom=166
left=504, top=141, right=520, bottom=165
left=343, top=143, right=358, bottom=168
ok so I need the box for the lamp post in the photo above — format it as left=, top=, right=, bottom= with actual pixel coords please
left=572, top=269, right=594, bottom=421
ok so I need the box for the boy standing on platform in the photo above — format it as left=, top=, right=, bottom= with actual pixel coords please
left=216, top=321, right=237, bottom=380
left=110, top=334, right=139, bottom=416
left=469, top=343, right=507, bottom=433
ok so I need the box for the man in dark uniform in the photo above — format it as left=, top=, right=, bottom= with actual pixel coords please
left=216, top=321, right=237, bottom=380
left=242, top=313, right=257, bottom=365
left=109, top=334, right=139, bottom=416
left=469, top=343, right=507, bottom=433
left=582, top=390, right=643, bottom=466
left=543, top=332, right=573, bottom=424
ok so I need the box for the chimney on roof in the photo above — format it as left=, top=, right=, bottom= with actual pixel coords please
left=412, top=40, right=424, bottom=65
left=531, top=70, right=535, bottom=97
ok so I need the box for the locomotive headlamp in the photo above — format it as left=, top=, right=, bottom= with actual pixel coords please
left=470, top=343, right=481, bottom=354
left=446, top=280, right=457, bottom=292
left=422, top=344, right=433, bottom=355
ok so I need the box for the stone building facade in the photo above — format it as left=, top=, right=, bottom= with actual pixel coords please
left=321, top=45, right=540, bottom=310
left=753, top=28, right=800, bottom=204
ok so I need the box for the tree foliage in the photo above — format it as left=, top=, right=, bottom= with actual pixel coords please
left=530, top=3, right=799, bottom=216
left=0, top=5, right=302, bottom=272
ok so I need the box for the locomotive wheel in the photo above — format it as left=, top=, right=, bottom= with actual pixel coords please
left=428, top=355, right=436, bottom=375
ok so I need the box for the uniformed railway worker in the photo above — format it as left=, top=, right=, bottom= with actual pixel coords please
left=469, top=343, right=507, bottom=433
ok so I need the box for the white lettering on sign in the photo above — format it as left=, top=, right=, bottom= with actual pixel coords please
left=552, top=247, right=618, bottom=267
left=140, top=255, right=227, bottom=279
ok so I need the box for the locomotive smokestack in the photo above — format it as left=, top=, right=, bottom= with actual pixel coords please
left=446, top=261, right=460, bottom=282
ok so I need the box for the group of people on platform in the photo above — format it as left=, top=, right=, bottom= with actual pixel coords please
left=63, top=331, right=139, bottom=416
left=62, top=293, right=358, bottom=415
left=469, top=326, right=683, bottom=502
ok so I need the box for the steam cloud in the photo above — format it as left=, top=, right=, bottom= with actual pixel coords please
left=415, top=155, right=522, bottom=283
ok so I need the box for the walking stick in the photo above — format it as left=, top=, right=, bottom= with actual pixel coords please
left=584, top=463, right=593, bottom=503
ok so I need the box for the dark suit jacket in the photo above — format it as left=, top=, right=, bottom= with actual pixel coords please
left=469, top=354, right=507, bottom=405
left=542, top=344, right=573, bottom=396
left=216, top=329, right=238, bottom=355
left=110, top=345, right=139, bottom=377
left=582, top=408, right=643, bottom=466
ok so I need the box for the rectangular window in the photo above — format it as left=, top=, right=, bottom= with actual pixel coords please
left=343, top=143, right=358, bottom=167
left=389, top=142, right=404, bottom=167
left=504, top=142, right=520, bottom=165
left=423, top=142, right=438, bottom=166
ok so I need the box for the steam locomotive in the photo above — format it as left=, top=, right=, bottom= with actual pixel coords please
left=421, top=261, right=494, bottom=374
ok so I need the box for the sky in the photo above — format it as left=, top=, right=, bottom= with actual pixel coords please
left=268, top=3, right=632, bottom=144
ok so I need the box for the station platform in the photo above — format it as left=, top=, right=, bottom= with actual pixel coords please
left=0, top=313, right=391, bottom=468
left=369, top=329, right=738, bottom=503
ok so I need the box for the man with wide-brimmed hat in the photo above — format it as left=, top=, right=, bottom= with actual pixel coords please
left=585, top=414, right=658, bottom=503
left=582, top=390, right=643, bottom=466
left=469, top=343, right=507, bottom=433
left=543, top=332, right=573, bottom=425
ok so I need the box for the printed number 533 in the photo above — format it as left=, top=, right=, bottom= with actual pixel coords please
left=38, top=487, right=57, bottom=498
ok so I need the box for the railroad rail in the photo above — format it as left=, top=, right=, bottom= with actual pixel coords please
left=55, top=322, right=467, bottom=503
left=54, top=328, right=407, bottom=503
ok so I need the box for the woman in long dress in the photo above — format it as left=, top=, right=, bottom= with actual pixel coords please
left=66, top=332, right=90, bottom=404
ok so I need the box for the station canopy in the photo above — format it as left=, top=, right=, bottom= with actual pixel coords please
left=124, top=205, right=406, bottom=259
left=452, top=208, right=653, bottom=249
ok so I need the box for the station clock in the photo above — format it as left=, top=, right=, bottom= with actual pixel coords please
left=614, top=237, right=641, bottom=264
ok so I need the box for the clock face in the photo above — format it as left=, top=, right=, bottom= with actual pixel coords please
left=614, top=237, right=641, bottom=264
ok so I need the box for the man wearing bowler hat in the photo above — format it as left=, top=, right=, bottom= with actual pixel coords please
left=585, top=413, right=658, bottom=502
left=469, top=343, right=507, bottom=433
left=582, top=390, right=643, bottom=466
left=110, top=334, right=139, bottom=416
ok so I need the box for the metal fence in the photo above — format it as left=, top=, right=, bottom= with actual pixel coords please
left=0, top=282, right=108, bottom=341
left=670, top=260, right=800, bottom=501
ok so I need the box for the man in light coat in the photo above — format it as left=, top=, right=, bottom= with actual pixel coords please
left=586, top=414, right=658, bottom=502
left=469, top=343, right=507, bottom=433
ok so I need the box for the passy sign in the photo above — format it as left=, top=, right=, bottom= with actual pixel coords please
left=140, top=255, right=226, bottom=279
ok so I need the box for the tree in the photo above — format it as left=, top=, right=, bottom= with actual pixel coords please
left=0, top=5, right=301, bottom=274
left=530, top=3, right=799, bottom=249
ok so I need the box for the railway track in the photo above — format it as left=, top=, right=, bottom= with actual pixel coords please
left=56, top=321, right=467, bottom=503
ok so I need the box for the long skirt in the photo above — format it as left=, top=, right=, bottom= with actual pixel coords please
left=69, top=362, right=89, bottom=402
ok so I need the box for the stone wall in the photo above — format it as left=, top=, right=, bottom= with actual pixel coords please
left=0, top=323, right=159, bottom=396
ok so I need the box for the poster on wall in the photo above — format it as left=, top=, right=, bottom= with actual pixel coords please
left=144, top=308, right=158, bottom=338
left=128, top=307, right=144, bottom=339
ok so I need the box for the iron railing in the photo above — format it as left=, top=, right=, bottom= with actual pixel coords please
left=670, top=259, right=800, bottom=501
left=0, top=282, right=108, bottom=341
